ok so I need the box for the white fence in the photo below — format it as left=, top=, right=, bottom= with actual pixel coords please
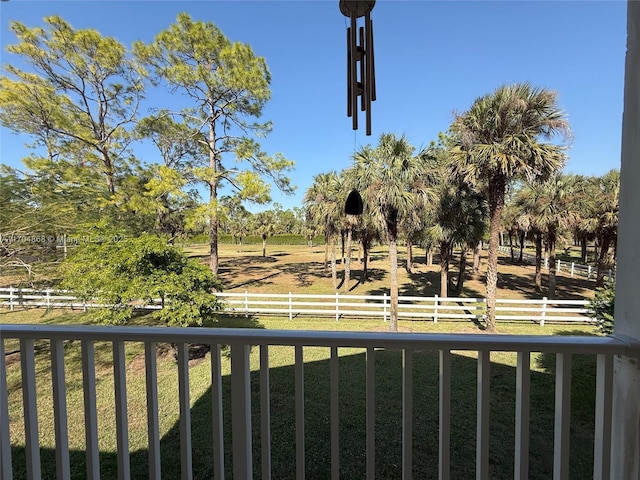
left=498, top=245, right=615, bottom=281
left=0, top=288, right=595, bottom=325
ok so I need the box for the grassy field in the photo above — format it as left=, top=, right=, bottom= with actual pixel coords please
left=2, top=243, right=601, bottom=478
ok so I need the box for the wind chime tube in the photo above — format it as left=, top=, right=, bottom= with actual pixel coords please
left=365, top=11, right=372, bottom=135
left=368, top=15, right=376, bottom=102
left=359, top=26, right=366, bottom=112
left=347, top=27, right=352, bottom=118
left=350, top=13, right=358, bottom=130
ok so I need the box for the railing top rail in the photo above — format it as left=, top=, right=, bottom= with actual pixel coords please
left=1, top=325, right=635, bottom=355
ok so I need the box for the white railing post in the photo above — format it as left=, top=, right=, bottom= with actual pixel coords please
left=9, top=286, right=14, bottom=311
left=231, top=343, right=253, bottom=480
left=0, top=339, right=13, bottom=479
left=433, top=295, right=439, bottom=323
left=335, top=292, right=339, bottom=322
left=245, top=291, right=249, bottom=318
left=540, top=297, right=547, bottom=326
left=383, top=293, right=388, bottom=322
left=289, top=292, right=293, bottom=321
left=571, top=262, right=575, bottom=278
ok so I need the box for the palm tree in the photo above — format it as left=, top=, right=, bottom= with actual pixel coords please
left=253, top=210, right=276, bottom=257
left=304, top=172, right=343, bottom=289
left=353, top=134, right=432, bottom=331
left=591, top=170, right=619, bottom=286
left=450, top=83, right=569, bottom=331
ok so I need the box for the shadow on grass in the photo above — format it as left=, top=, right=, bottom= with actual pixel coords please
left=8, top=345, right=599, bottom=479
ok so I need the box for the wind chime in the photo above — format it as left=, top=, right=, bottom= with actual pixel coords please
left=340, top=0, right=376, bottom=136
left=341, top=1, right=375, bottom=215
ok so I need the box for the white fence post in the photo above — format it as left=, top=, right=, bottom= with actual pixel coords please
left=545, top=257, right=549, bottom=270
left=541, top=297, right=547, bottom=327
left=9, top=286, right=14, bottom=311
left=46, top=289, right=51, bottom=309
left=383, top=293, right=388, bottom=322
left=588, top=265, right=592, bottom=279
left=571, top=263, right=575, bottom=278
left=245, top=291, right=249, bottom=318
left=289, top=292, right=293, bottom=321
left=335, top=292, right=339, bottom=322
left=434, top=295, right=439, bottom=323
left=557, top=259, right=561, bottom=273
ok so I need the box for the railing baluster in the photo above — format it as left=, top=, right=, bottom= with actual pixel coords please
left=177, top=343, right=193, bottom=480
left=330, top=346, right=340, bottom=480
left=295, top=345, right=305, bottom=479
left=113, top=340, right=130, bottom=480
left=211, top=344, right=224, bottom=480
left=81, top=340, right=100, bottom=479
left=231, top=343, right=252, bottom=480
left=0, top=338, right=13, bottom=480
left=260, top=345, right=272, bottom=480
left=439, top=349, right=451, bottom=480
left=403, top=349, right=413, bottom=480
left=515, top=351, right=531, bottom=480
left=20, top=338, right=41, bottom=480
left=476, top=350, right=490, bottom=480
left=51, top=339, right=70, bottom=479
left=553, top=353, right=572, bottom=480
left=145, top=342, right=161, bottom=480
left=594, top=354, right=613, bottom=480
left=366, top=346, right=375, bottom=479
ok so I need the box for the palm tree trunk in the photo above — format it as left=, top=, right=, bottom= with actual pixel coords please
left=426, top=246, right=433, bottom=266
left=440, top=241, right=449, bottom=298
left=596, top=232, right=613, bottom=287
left=548, top=229, right=557, bottom=299
left=406, top=240, right=413, bottom=273
left=473, top=242, right=481, bottom=273
left=344, top=228, right=352, bottom=293
left=581, top=237, right=587, bottom=263
left=262, top=236, right=267, bottom=257
left=389, top=236, right=399, bottom=331
left=330, top=235, right=337, bottom=289
left=509, top=233, right=515, bottom=261
left=456, top=246, right=468, bottom=296
left=535, top=231, right=543, bottom=294
left=362, top=243, right=370, bottom=282
left=519, top=231, right=525, bottom=262
left=485, top=176, right=506, bottom=332
left=324, top=239, right=329, bottom=269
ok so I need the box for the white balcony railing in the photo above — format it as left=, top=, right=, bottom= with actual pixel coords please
left=1, top=325, right=636, bottom=480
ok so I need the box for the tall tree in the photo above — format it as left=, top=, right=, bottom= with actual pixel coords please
left=134, top=13, right=294, bottom=274
left=0, top=16, right=144, bottom=195
left=451, top=83, right=569, bottom=331
left=590, top=170, right=619, bottom=286
left=253, top=210, right=276, bottom=257
left=353, top=134, right=432, bottom=331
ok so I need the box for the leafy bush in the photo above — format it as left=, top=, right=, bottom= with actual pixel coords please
left=588, top=283, right=615, bottom=335
left=61, top=234, right=222, bottom=326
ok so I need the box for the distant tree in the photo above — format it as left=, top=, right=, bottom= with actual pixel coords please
left=451, top=83, right=570, bottom=331
left=252, top=211, right=277, bottom=257
left=0, top=16, right=144, bottom=195
left=588, top=283, right=615, bottom=335
left=134, top=13, right=294, bottom=274
left=61, top=234, right=222, bottom=326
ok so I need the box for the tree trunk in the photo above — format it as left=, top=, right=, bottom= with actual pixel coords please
left=440, top=241, right=450, bottom=298
left=485, top=175, right=506, bottom=332
left=340, top=230, right=345, bottom=264
left=330, top=235, right=337, bottom=289
left=426, top=246, right=433, bottom=266
left=262, top=236, right=267, bottom=257
left=239, top=238, right=243, bottom=253
left=344, top=228, right=352, bottom=293
left=324, top=239, right=328, bottom=270
left=456, top=246, right=468, bottom=296
left=596, top=232, right=614, bottom=287
left=548, top=229, right=557, bottom=299
left=473, top=242, right=481, bottom=274
left=581, top=237, right=587, bottom=263
left=509, top=232, right=515, bottom=261
left=362, top=242, right=370, bottom=282
left=208, top=108, right=219, bottom=275
left=406, top=240, right=413, bottom=273
left=518, top=231, right=525, bottom=262
left=389, top=234, right=399, bottom=331
left=535, top=231, right=543, bottom=294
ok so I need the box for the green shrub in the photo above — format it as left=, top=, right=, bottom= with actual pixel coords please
left=588, top=283, right=615, bottom=335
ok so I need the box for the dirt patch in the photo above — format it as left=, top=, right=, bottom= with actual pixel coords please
left=5, top=351, right=20, bottom=367
left=128, top=343, right=175, bottom=374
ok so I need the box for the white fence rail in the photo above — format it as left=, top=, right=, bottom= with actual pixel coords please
left=1, top=325, right=634, bottom=480
left=0, top=288, right=595, bottom=325
left=498, top=245, right=615, bottom=281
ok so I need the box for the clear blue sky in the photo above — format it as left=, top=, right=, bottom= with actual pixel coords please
left=0, top=1, right=627, bottom=212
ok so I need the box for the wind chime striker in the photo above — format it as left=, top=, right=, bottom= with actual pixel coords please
left=340, top=0, right=376, bottom=136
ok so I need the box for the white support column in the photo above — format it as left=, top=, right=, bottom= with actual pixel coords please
left=611, top=3, right=640, bottom=478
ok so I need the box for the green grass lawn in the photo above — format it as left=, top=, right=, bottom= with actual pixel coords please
left=2, top=308, right=600, bottom=479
